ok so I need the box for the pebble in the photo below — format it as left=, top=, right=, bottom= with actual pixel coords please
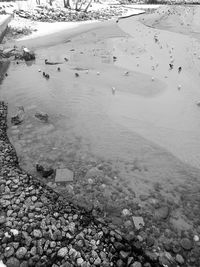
left=180, top=238, right=192, bottom=250
left=15, top=247, right=27, bottom=259
left=57, top=247, right=68, bottom=258
left=32, top=229, right=42, bottom=238
left=5, top=257, right=20, bottom=267
left=175, top=254, right=185, bottom=264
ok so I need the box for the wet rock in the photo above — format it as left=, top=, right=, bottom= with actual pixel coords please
left=11, top=114, right=23, bottom=125
left=36, top=164, right=54, bottom=178
left=85, top=167, right=104, bottom=179
left=180, top=238, right=193, bottom=250
left=175, top=254, right=184, bottom=264
left=22, top=48, right=35, bottom=61
left=55, top=168, right=74, bottom=183
left=132, top=216, right=145, bottom=230
left=35, top=112, right=48, bottom=122
left=6, top=257, right=20, bottom=267
left=155, top=206, right=170, bottom=220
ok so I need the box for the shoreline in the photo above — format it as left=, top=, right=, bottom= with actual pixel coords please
left=0, top=101, right=163, bottom=267
left=1, top=5, right=200, bottom=267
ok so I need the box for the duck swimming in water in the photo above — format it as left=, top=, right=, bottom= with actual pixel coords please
left=75, top=73, right=79, bottom=77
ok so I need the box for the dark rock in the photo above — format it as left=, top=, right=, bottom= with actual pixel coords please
left=36, top=164, right=54, bottom=178
left=22, top=48, right=35, bottom=61
left=11, top=114, right=23, bottom=125
left=35, top=112, right=48, bottom=122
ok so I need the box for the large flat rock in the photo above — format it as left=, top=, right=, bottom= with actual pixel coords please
left=55, top=168, right=74, bottom=183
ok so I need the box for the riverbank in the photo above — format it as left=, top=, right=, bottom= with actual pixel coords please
left=1, top=5, right=200, bottom=267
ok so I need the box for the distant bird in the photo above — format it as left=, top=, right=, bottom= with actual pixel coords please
left=43, top=72, right=46, bottom=76
left=64, top=57, right=68, bottom=62
left=75, top=73, right=79, bottom=77
left=178, top=67, right=182, bottom=73
left=113, top=56, right=117, bottom=61
left=5, top=73, right=8, bottom=77
left=112, top=87, right=116, bottom=94
left=16, top=61, right=19, bottom=64
left=178, top=85, right=181, bottom=90
left=124, top=71, right=129, bottom=76
left=97, top=72, right=100, bottom=75
left=151, top=77, right=154, bottom=81
left=38, top=69, right=41, bottom=72
left=57, top=67, right=61, bottom=71
left=169, top=63, right=174, bottom=70
left=45, top=74, right=50, bottom=79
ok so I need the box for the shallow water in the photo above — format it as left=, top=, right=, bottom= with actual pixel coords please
left=1, top=18, right=200, bottom=200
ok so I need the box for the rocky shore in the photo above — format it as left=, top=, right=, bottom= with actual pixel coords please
left=0, top=101, right=164, bottom=267
left=14, top=5, right=130, bottom=22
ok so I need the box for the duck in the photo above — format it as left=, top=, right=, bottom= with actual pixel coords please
left=112, top=87, right=116, bottom=94
left=75, top=73, right=79, bottom=77
left=57, top=67, right=61, bottom=71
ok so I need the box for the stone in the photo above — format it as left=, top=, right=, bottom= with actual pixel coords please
left=57, top=247, right=68, bottom=258
left=119, top=251, right=130, bottom=260
left=94, top=257, right=101, bottom=265
left=77, top=258, right=84, bottom=266
left=22, top=48, right=35, bottom=61
left=175, top=254, right=184, bottom=264
left=33, top=229, right=42, bottom=238
left=55, top=168, right=74, bottom=183
left=116, top=259, right=125, bottom=267
left=122, top=209, right=131, bottom=216
left=155, top=206, right=170, bottom=220
left=35, top=112, right=48, bottom=122
left=132, top=216, right=145, bottom=230
left=4, top=246, right=15, bottom=258
left=6, top=257, right=20, bottom=267
left=180, top=238, right=192, bottom=250
left=0, top=215, right=6, bottom=224
left=16, top=247, right=27, bottom=259
left=85, top=167, right=104, bottom=179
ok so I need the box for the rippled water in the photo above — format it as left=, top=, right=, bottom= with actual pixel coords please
left=1, top=18, right=200, bottom=199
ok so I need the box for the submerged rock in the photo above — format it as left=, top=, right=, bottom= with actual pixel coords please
left=35, top=112, right=48, bottom=122
left=55, top=168, right=74, bottom=183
